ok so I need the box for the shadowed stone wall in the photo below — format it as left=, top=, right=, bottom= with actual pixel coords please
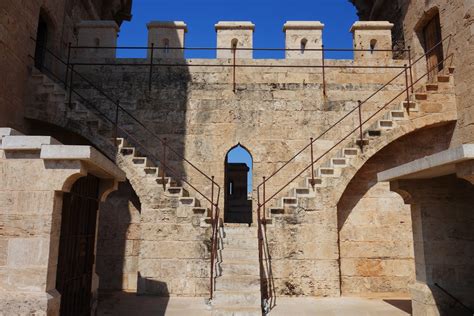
left=0, top=0, right=131, bottom=132
left=338, top=123, right=455, bottom=297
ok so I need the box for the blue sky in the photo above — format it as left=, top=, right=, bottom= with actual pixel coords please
left=118, top=0, right=358, bottom=191
left=117, top=0, right=358, bottom=59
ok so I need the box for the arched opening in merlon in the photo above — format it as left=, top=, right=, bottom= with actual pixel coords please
left=300, top=38, right=308, bottom=54
left=224, top=144, right=253, bottom=224
left=231, top=38, right=238, bottom=51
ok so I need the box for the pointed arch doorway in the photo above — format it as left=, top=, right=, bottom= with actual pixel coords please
left=224, top=144, right=253, bottom=224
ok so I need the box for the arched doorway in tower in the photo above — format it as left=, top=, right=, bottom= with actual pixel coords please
left=224, top=144, right=253, bottom=224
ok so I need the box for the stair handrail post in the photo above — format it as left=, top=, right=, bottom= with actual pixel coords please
left=114, top=100, right=120, bottom=141
left=408, top=46, right=414, bottom=93
left=162, top=137, right=167, bottom=189
left=211, top=176, right=215, bottom=222
left=404, top=64, right=411, bottom=114
left=322, top=44, right=327, bottom=97
left=262, top=176, right=266, bottom=223
left=310, top=137, right=315, bottom=188
left=149, top=43, right=154, bottom=92
left=232, top=45, right=236, bottom=93
left=68, top=64, right=74, bottom=109
left=358, top=100, right=364, bottom=152
left=65, top=42, right=72, bottom=90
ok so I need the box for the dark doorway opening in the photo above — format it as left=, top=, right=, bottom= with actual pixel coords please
left=56, top=175, right=100, bottom=316
left=34, top=15, right=48, bottom=69
left=224, top=144, right=252, bottom=224
left=422, top=12, right=443, bottom=80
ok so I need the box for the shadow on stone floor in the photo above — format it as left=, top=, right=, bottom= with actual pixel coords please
left=97, top=288, right=211, bottom=316
left=383, top=299, right=412, bottom=314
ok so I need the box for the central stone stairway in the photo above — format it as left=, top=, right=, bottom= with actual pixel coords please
left=212, top=224, right=262, bottom=316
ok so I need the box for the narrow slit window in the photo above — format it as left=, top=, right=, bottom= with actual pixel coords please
left=300, top=38, right=308, bottom=54
left=163, top=38, right=170, bottom=54
left=370, top=39, right=377, bottom=54
left=231, top=38, right=238, bottom=50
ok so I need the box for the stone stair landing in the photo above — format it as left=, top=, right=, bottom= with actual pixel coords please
left=213, top=224, right=261, bottom=316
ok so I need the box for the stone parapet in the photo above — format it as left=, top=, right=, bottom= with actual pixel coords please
left=147, top=21, right=187, bottom=59
left=215, top=21, right=255, bottom=59
left=76, top=20, right=120, bottom=59
left=350, top=21, right=394, bottom=61
left=283, top=21, right=324, bottom=59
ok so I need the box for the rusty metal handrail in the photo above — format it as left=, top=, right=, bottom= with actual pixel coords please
left=30, top=38, right=223, bottom=301
left=256, top=42, right=453, bottom=311
left=256, top=34, right=453, bottom=218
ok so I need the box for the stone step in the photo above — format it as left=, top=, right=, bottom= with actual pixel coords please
left=377, top=120, right=394, bottom=129
left=120, top=147, right=136, bottom=156
left=155, top=177, right=176, bottom=187
left=414, top=93, right=428, bottom=101
left=179, top=197, right=200, bottom=207
left=222, top=238, right=258, bottom=250
left=192, top=207, right=208, bottom=216
left=219, top=249, right=258, bottom=260
left=212, top=306, right=261, bottom=316
left=269, top=207, right=284, bottom=215
left=330, top=157, right=347, bottom=168
left=219, top=260, right=259, bottom=276
left=223, top=230, right=258, bottom=239
left=401, top=101, right=419, bottom=112
left=318, top=167, right=336, bottom=177
left=425, top=83, right=438, bottom=91
left=224, top=226, right=258, bottom=234
left=355, top=138, right=369, bottom=148
left=390, top=110, right=405, bottom=120
left=215, top=276, right=260, bottom=291
left=213, top=290, right=261, bottom=306
left=132, top=157, right=154, bottom=167
left=342, top=147, right=359, bottom=157
left=143, top=167, right=159, bottom=177
left=437, top=74, right=450, bottom=83
left=366, top=129, right=382, bottom=138
left=167, top=186, right=188, bottom=197
left=303, top=177, right=323, bottom=188
left=281, top=197, right=297, bottom=207
left=290, top=187, right=315, bottom=198
left=115, top=137, right=128, bottom=147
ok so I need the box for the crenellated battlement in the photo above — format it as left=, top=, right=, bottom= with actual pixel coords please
left=75, top=20, right=396, bottom=62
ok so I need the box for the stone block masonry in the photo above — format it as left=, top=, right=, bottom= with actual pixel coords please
left=0, top=129, right=125, bottom=315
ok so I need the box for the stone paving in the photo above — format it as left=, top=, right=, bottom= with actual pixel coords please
left=97, top=291, right=411, bottom=316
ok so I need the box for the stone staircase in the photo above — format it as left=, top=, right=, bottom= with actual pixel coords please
left=266, top=69, right=456, bottom=219
left=26, top=70, right=211, bottom=218
left=212, top=224, right=262, bottom=316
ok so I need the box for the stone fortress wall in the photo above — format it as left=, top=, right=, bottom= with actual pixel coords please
left=70, top=20, right=423, bottom=297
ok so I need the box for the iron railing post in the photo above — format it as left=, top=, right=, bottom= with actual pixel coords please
left=114, top=101, right=120, bottom=141
left=162, top=137, right=167, bottom=188
left=358, top=100, right=364, bottom=152
left=310, top=138, right=315, bottom=188
left=232, top=47, right=236, bottom=93
left=408, top=46, right=414, bottom=93
left=65, top=42, right=72, bottom=89
left=404, top=65, right=411, bottom=114
left=68, top=64, right=74, bottom=108
left=262, top=177, right=266, bottom=223
left=211, top=176, right=215, bottom=223
left=210, top=175, right=215, bottom=301
left=149, top=43, right=154, bottom=92
left=322, top=45, right=326, bottom=97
